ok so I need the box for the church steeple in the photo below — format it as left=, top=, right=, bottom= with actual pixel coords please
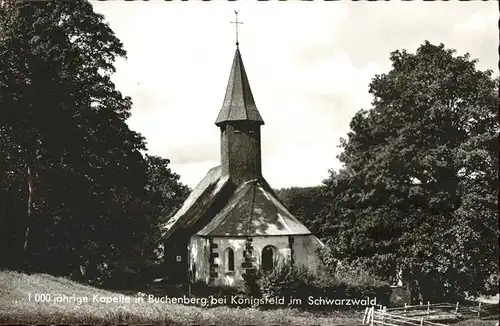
left=216, top=14, right=264, bottom=185
left=215, top=47, right=264, bottom=127
left=216, top=11, right=264, bottom=127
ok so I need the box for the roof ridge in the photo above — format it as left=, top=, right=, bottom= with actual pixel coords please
left=162, top=166, right=227, bottom=240
left=246, top=182, right=258, bottom=235
left=239, top=53, right=249, bottom=121
left=197, top=178, right=312, bottom=237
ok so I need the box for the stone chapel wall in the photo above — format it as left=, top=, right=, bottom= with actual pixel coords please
left=291, top=235, right=324, bottom=274
left=190, top=235, right=324, bottom=288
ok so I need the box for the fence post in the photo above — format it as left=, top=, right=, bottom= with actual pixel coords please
left=455, top=302, right=459, bottom=316
left=427, top=301, right=430, bottom=314
left=362, top=307, right=368, bottom=324
left=404, top=302, right=408, bottom=314
left=478, top=301, right=481, bottom=318
left=382, top=306, right=387, bottom=324
left=370, top=306, right=374, bottom=326
left=420, top=316, right=424, bottom=326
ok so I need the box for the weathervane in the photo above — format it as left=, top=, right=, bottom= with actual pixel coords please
left=230, top=10, right=243, bottom=47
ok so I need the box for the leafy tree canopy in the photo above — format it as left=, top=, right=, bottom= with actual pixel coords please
left=0, top=0, right=189, bottom=287
left=321, top=41, right=498, bottom=302
left=275, top=186, right=327, bottom=235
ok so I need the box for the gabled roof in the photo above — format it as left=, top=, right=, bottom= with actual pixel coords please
left=162, top=166, right=229, bottom=240
left=197, top=179, right=312, bottom=237
left=215, top=47, right=264, bottom=127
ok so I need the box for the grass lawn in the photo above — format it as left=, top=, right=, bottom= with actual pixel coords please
left=0, top=270, right=496, bottom=325
left=0, top=270, right=362, bottom=325
left=453, top=321, right=498, bottom=326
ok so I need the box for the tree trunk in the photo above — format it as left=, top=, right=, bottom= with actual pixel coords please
left=0, top=155, right=5, bottom=266
left=23, top=164, right=34, bottom=270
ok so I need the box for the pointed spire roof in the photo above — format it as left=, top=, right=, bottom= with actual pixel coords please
left=215, top=47, right=264, bottom=127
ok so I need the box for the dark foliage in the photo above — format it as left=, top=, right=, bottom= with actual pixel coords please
left=320, top=41, right=499, bottom=303
left=274, top=186, right=328, bottom=235
left=0, top=0, right=189, bottom=287
left=257, top=260, right=391, bottom=310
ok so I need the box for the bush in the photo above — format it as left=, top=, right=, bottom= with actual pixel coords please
left=332, top=262, right=392, bottom=306
left=242, top=269, right=263, bottom=298
left=258, top=261, right=316, bottom=305
left=256, top=260, right=391, bottom=310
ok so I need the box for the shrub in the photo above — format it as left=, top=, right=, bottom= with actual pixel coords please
left=258, top=261, right=316, bottom=306
left=242, top=269, right=263, bottom=298
left=332, top=262, right=392, bottom=306
left=256, top=259, right=391, bottom=310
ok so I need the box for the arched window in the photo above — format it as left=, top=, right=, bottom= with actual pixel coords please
left=226, top=248, right=235, bottom=272
left=262, top=246, right=275, bottom=272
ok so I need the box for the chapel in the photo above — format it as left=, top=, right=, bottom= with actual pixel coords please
left=161, top=37, right=324, bottom=288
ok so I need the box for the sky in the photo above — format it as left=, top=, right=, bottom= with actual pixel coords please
left=92, top=1, right=497, bottom=190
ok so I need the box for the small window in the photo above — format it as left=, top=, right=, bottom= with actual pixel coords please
left=262, top=246, right=275, bottom=272
left=226, top=248, right=235, bottom=272
left=176, top=255, right=182, bottom=262
left=234, top=129, right=241, bottom=134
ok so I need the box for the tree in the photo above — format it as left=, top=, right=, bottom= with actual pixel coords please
left=0, top=0, right=145, bottom=276
left=144, top=155, right=190, bottom=225
left=321, top=41, right=498, bottom=302
left=139, top=155, right=190, bottom=282
left=0, top=1, right=189, bottom=287
left=275, top=186, right=328, bottom=235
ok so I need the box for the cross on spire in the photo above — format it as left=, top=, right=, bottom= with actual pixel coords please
left=230, top=10, right=243, bottom=47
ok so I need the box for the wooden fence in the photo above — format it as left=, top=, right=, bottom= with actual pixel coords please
left=361, top=301, right=499, bottom=326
